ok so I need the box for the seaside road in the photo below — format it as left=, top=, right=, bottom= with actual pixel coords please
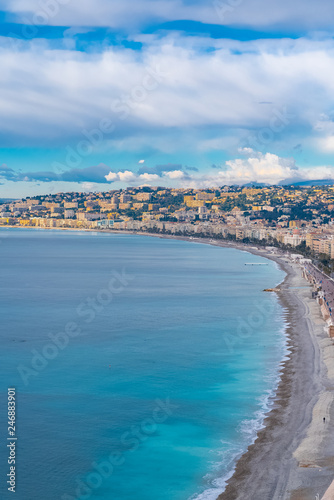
left=217, top=256, right=334, bottom=500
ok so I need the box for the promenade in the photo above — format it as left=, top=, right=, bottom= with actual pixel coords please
left=304, top=263, right=334, bottom=321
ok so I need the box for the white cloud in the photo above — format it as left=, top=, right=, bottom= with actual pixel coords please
left=105, top=170, right=157, bottom=183
left=104, top=153, right=334, bottom=188
left=209, top=153, right=334, bottom=186
left=139, top=173, right=160, bottom=181
left=2, top=0, right=334, bottom=32
left=163, top=170, right=186, bottom=179
left=118, top=170, right=137, bottom=182
left=319, top=136, right=334, bottom=152
left=105, top=172, right=118, bottom=182
left=222, top=153, right=298, bottom=184
left=1, top=33, right=334, bottom=167
left=105, top=169, right=176, bottom=184
left=238, top=147, right=256, bottom=155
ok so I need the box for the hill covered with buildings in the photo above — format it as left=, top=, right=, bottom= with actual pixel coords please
left=3, top=184, right=334, bottom=272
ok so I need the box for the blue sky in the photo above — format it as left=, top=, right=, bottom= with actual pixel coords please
left=1, top=0, right=334, bottom=197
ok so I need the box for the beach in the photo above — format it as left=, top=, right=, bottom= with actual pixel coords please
left=208, top=245, right=334, bottom=500
left=168, top=237, right=334, bottom=500
left=2, top=228, right=291, bottom=500
left=115, top=233, right=334, bottom=499
left=1, top=226, right=334, bottom=499
left=86, top=230, right=334, bottom=499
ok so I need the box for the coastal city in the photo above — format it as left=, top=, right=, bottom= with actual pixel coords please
left=4, top=0, right=334, bottom=499
left=3, top=184, right=334, bottom=267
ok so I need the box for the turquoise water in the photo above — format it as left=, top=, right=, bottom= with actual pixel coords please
left=0, top=229, right=287, bottom=500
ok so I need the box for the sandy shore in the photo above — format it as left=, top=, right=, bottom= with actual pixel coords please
left=2, top=227, right=334, bottom=498
left=131, top=234, right=334, bottom=499
left=96, top=231, right=334, bottom=498
left=208, top=245, right=334, bottom=500
left=115, top=233, right=334, bottom=499
left=127, top=233, right=334, bottom=499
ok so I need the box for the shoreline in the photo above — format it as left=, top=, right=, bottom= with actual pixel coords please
left=213, top=245, right=334, bottom=499
left=2, top=227, right=334, bottom=498
left=141, top=233, right=332, bottom=499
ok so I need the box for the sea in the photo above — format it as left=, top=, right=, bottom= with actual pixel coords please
left=0, top=228, right=288, bottom=500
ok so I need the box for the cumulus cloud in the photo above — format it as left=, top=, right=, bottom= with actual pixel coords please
left=163, top=169, right=186, bottom=179
left=103, top=152, right=334, bottom=187
left=208, top=152, right=334, bottom=186
left=139, top=173, right=160, bottom=181
left=222, top=153, right=298, bottom=184
left=3, top=153, right=334, bottom=188
left=104, top=169, right=184, bottom=184
left=109, top=170, right=160, bottom=182
left=116, top=153, right=334, bottom=188
left=118, top=171, right=137, bottom=182
left=105, top=171, right=136, bottom=182
left=104, top=172, right=118, bottom=182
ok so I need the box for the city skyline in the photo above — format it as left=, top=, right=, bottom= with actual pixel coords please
left=4, top=184, right=334, bottom=265
left=4, top=3, right=334, bottom=500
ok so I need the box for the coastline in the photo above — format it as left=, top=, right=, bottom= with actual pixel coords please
left=214, top=252, right=318, bottom=500
left=2, top=227, right=334, bottom=498
left=167, top=236, right=334, bottom=500
left=211, top=245, right=333, bottom=500
left=131, top=233, right=334, bottom=499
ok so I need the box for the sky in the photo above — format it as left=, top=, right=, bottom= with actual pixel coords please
left=1, top=0, right=334, bottom=197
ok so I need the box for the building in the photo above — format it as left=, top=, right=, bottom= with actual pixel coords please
left=132, top=203, right=145, bottom=210
left=196, top=192, right=215, bottom=201
left=120, top=193, right=132, bottom=203
left=77, top=212, right=106, bottom=221
left=64, top=202, right=78, bottom=209
left=148, top=204, right=160, bottom=211
left=119, top=203, right=131, bottom=210
left=93, top=219, right=116, bottom=229
left=134, top=193, right=152, bottom=202
left=64, top=209, right=75, bottom=219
